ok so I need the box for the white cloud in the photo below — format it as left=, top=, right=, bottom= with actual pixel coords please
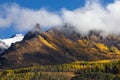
left=62, top=0, right=120, bottom=33
left=0, top=3, right=62, bottom=31
left=0, top=0, right=120, bottom=34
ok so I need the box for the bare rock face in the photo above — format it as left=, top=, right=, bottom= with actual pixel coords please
left=23, top=23, right=42, bottom=40
left=1, top=24, right=120, bottom=69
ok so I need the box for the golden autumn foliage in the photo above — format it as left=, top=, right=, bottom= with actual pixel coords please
left=78, top=39, right=89, bottom=46
left=0, top=59, right=120, bottom=80
left=89, top=48, right=98, bottom=53
left=38, top=36, right=57, bottom=50
left=110, top=46, right=120, bottom=54
left=96, top=43, right=109, bottom=52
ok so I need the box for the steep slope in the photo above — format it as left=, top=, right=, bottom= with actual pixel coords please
left=0, top=24, right=120, bottom=69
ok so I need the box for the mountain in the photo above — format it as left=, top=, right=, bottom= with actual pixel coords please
left=0, top=34, right=24, bottom=54
left=0, top=24, right=120, bottom=69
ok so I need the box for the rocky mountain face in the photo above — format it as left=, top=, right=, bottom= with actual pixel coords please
left=1, top=24, right=120, bottom=69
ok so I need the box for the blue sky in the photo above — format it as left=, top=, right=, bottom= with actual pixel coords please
left=0, top=0, right=115, bottom=39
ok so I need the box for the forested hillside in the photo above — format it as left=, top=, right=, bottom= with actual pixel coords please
left=0, top=60, right=120, bottom=80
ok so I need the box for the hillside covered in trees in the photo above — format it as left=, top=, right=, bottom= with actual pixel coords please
left=0, top=60, right=120, bottom=80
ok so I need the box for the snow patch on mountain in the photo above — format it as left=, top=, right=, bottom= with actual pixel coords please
left=0, top=34, right=24, bottom=46
left=0, top=42, right=8, bottom=48
left=0, top=41, right=8, bottom=54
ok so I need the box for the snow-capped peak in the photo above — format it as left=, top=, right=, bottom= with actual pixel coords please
left=0, top=34, right=24, bottom=46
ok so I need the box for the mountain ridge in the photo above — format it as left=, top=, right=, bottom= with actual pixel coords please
left=1, top=24, right=120, bottom=69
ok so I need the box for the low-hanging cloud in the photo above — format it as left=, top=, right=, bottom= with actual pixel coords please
left=0, top=0, right=120, bottom=33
